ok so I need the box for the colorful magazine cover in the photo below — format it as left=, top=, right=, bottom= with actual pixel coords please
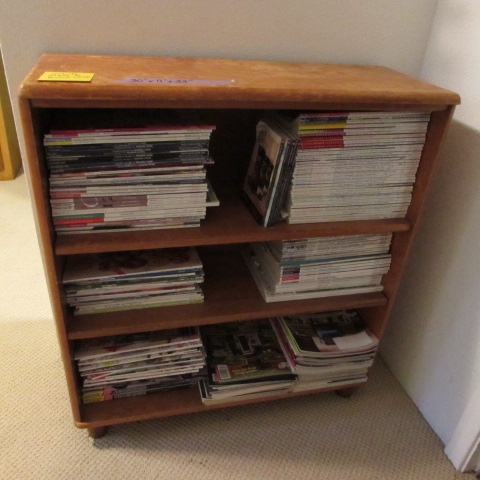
left=63, top=246, right=203, bottom=284
left=202, top=319, right=296, bottom=385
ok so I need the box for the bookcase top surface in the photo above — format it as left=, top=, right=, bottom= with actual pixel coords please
left=18, top=53, right=460, bottom=109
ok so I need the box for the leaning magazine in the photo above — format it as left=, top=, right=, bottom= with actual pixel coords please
left=242, top=118, right=298, bottom=227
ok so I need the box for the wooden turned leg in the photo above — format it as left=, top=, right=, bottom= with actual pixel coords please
left=88, top=426, right=108, bottom=438
left=335, top=387, right=359, bottom=398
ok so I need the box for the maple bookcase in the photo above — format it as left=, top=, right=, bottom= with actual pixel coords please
left=18, top=54, right=460, bottom=438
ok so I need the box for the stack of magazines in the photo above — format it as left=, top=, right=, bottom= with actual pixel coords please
left=199, top=319, right=297, bottom=405
left=44, top=115, right=218, bottom=234
left=273, top=110, right=430, bottom=223
left=75, top=328, right=206, bottom=403
left=63, top=246, right=204, bottom=314
left=271, top=310, right=378, bottom=392
left=243, top=233, right=392, bottom=302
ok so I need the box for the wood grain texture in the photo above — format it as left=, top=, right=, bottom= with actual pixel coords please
left=19, top=54, right=461, bottom=109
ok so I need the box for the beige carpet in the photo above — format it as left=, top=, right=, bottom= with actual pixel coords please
left=0, top=173, right=474, bottom=480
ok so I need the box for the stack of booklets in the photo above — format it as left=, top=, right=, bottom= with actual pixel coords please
left=271, top=310, right=378, bottom=392
left=75, top=328, right=206, bottom=403
left=199, top=319, right=297, bottom=405
left=63, top=246, right=204, bottom=314
left=44, top=118, right=218, bottom=234
left=242, top=117, right=298, bottom=227
left=243, top=233, right=392, bottom=302
left=273, top=111, right=430, bottom=223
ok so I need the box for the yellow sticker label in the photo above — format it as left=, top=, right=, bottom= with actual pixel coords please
left=38, top=72, right=94, bottom=82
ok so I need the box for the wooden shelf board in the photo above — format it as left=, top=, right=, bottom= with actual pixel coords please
left=78, top=380, right=366, bottom=429
left=55, top=188, right=410, bottom=255
left=68, top=291, right=387, bottom=340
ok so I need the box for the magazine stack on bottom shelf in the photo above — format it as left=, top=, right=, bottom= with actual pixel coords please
left=44, top=113, right=218, bottom=234
left=272, top=110, right=430, bottom=223
left=199, top=311, right=376, bottom=405
left=63, top=246, right=204, bottom=314
left=199, top=319, right=297, bottom=405
left=76, top=327, right=207, bottom=404
left=271, top=310, right=379, bottom=392
left=243, top=233, right=392, bottom=302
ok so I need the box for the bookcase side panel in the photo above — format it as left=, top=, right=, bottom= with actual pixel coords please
left=18, top=99, right=82, bottom=422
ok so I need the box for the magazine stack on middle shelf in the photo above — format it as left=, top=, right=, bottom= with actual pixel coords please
left=44, top=117, right=218, bottom=234
left=243, top=233, right=392, bottom=303
left=63, top=246, right=204, bottom=315
left=75, top=327, right=207, bottom=404
left=272, top=110, right=430, bottom=223
left=199, top=319, right=297, bottom=405
left=271, top=310, right=378, bottom=392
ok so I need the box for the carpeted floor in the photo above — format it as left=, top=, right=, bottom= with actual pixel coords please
left=0, top=173, right=475, bottom=479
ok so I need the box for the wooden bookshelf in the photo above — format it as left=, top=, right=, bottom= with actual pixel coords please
left=18, top=54, right=459, bottom=438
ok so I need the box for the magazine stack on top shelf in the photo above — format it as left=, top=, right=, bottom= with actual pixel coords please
left=63, top=246, right=204, bottom=315
left=75, top=327, right=206, bottom=404
left=199, top=319, right=297, bottom=405
left=272, top=111, right=430, bottom=223
left=271, top=310, right=378, bottom=392
left=44, top=113, right=217, bottom=234
left=243, top=233, right=392, bottom=302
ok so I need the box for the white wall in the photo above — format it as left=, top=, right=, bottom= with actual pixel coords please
left=3, top=0, right=474, bottom=453
left=380, top=0, right=480, bottom=447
